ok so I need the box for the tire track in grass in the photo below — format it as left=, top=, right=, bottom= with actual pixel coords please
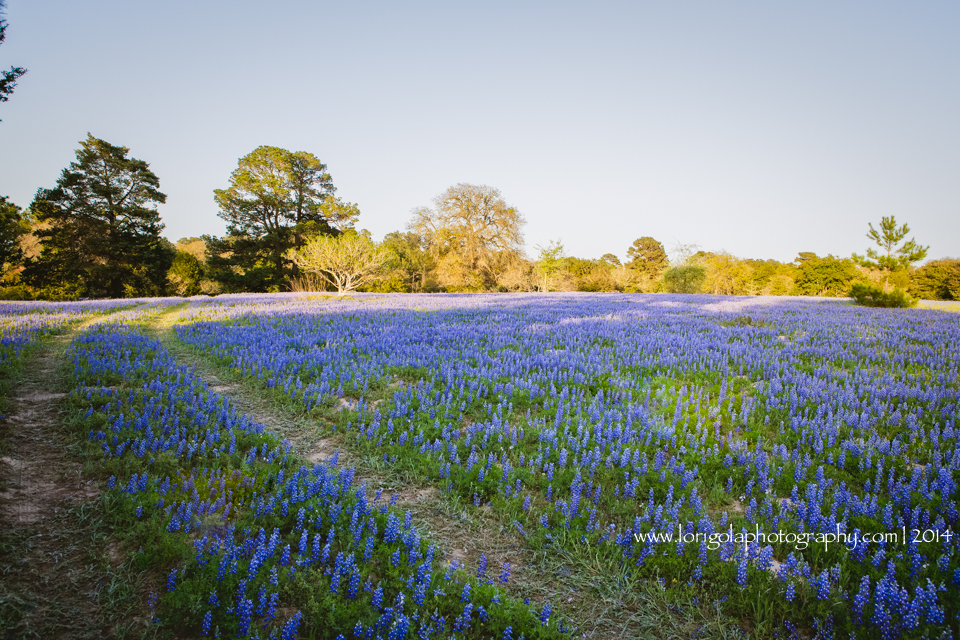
left=0, top=308, right=157, bottom=640
left=151, top=303, right=745, bottom=640
left=81, top=311, right=573, bottom=639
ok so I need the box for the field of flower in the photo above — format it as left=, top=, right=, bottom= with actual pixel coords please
left=2, top=292, right=958, bottom=639
left=0, top=299, right=136, bottom=417
left=171, top=293, right=960, bottom=639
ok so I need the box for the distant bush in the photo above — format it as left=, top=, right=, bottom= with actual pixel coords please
left=663, top=265, right=706, bottom=294
left=849, top=283, right=916, bottom=308
left=167, top=250, right=204, bottom=296
left=909, top=258, right=960, bottom=301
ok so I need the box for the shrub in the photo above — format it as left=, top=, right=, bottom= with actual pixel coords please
left=908, top=259, right=960, bottom=301
left=167, top=250, right=204, bottom=296
left=849, top=283, right=916, bottom=308
left=663, top=265, right=706, bottom=294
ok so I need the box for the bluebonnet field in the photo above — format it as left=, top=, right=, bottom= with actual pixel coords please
left=0, top=298, right=154, bottom=413
left=64, top=306, right=564, bottom=639
left=3, top=292, right=959, bottom=639
left=168, top=292, right=960, bottom=639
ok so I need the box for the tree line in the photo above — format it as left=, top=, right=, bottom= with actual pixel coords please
left=1, top=134, right=958, bottom=301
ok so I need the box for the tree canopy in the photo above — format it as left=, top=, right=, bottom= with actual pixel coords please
left=854, top=216, right=928, bottom=291
left=663, top=265, right=706, bottom=294
left=626, top=237, right=668, bottom=276
left=411, top=183, right=525, bottom=290
left=534, top=240, right=565, bottom=292
left=168, top=250, right=204, bottom=296
left=207, top=146, right=355, bottom=292
left=25, top=135, right=173, bottom=298
left=793, top=253, right=859, bottom=297
left=908, top=259, right=960, bottom=301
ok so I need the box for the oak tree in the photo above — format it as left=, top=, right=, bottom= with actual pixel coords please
left=411, top=183, right=525, bottom=289
left=208, top=146, right=354, bottom=292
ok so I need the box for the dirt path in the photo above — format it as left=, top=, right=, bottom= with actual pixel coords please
left=0, top=321, right=147, bottom=639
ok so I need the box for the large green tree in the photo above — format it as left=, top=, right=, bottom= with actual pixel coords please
left=534, top=239, right=565, bottom=292
left=26, top=135, right=173, bottom=298
left=626, top=237, right=668, bottom=276
left=0, top=0, right=27, bottom=121
left=207, top=146, right=355, bottom=292
left=168, top=250, right=204, bottom=296
left=793, top=253, right=859, bottom=297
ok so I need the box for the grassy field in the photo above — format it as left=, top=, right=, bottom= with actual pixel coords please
left=1, top=292, right=958, bottom=639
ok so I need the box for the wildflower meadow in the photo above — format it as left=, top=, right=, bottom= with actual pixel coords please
left=1, top=292, right=958, bottom=639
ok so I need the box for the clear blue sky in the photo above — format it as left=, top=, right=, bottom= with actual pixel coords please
left=1, top=1, right=957, bottom=264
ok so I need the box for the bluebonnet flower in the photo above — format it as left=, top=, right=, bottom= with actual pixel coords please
left=279, top=611, right=303, bottom=640
left=200, top=611, right=212, bottom=636
left=539, top=603, right=552, bottom=625
left=785, top=581, right=795, bottom=603
left=736, top=558, right=748, bottom=587
left=236, top=598, right=253, bottom=636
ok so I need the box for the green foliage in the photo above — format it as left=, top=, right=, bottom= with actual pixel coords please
left=410, top=184, right=526, bottom=291
left=663, top=265, right=706, bottom=294
left=0, top=0, right=27, bottom=121
left=168, top=250, right=204, bottom=296
left=701, top=252, right=755, bottom=295
left=849, top=282, right=917, bottom=308
left=535, top=240, right=566, bottom=291
left=24, top=135, right=174, bottom=298
left=175, top=236, right=206, bottom=262
left=208, top=146, right=351, bottom=292
left=909, top=259, right=960, bottom=301
left=0, top=195, right=27, bottom=269
left=854, top=216, right=928, bottom=273
left=793, top=253, right=860, bottom=297
left=599, top=253, right=621, bottom=268
left=745, top=258, right=795, bottom=293
left=626, top=237, right=668, bottom=277
left=380, top=231, right=432, bottom=292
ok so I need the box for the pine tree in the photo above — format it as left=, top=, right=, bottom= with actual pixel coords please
left=26, top=134, right=173, bottom=298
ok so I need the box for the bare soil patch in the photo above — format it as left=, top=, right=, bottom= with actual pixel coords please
left=305, top=435, right=344, bottom=464
left=0, top=335, right=141, bottom=638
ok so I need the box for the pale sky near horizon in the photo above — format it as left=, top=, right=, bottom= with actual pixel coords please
left=1, top=1, right=957, bottom=264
